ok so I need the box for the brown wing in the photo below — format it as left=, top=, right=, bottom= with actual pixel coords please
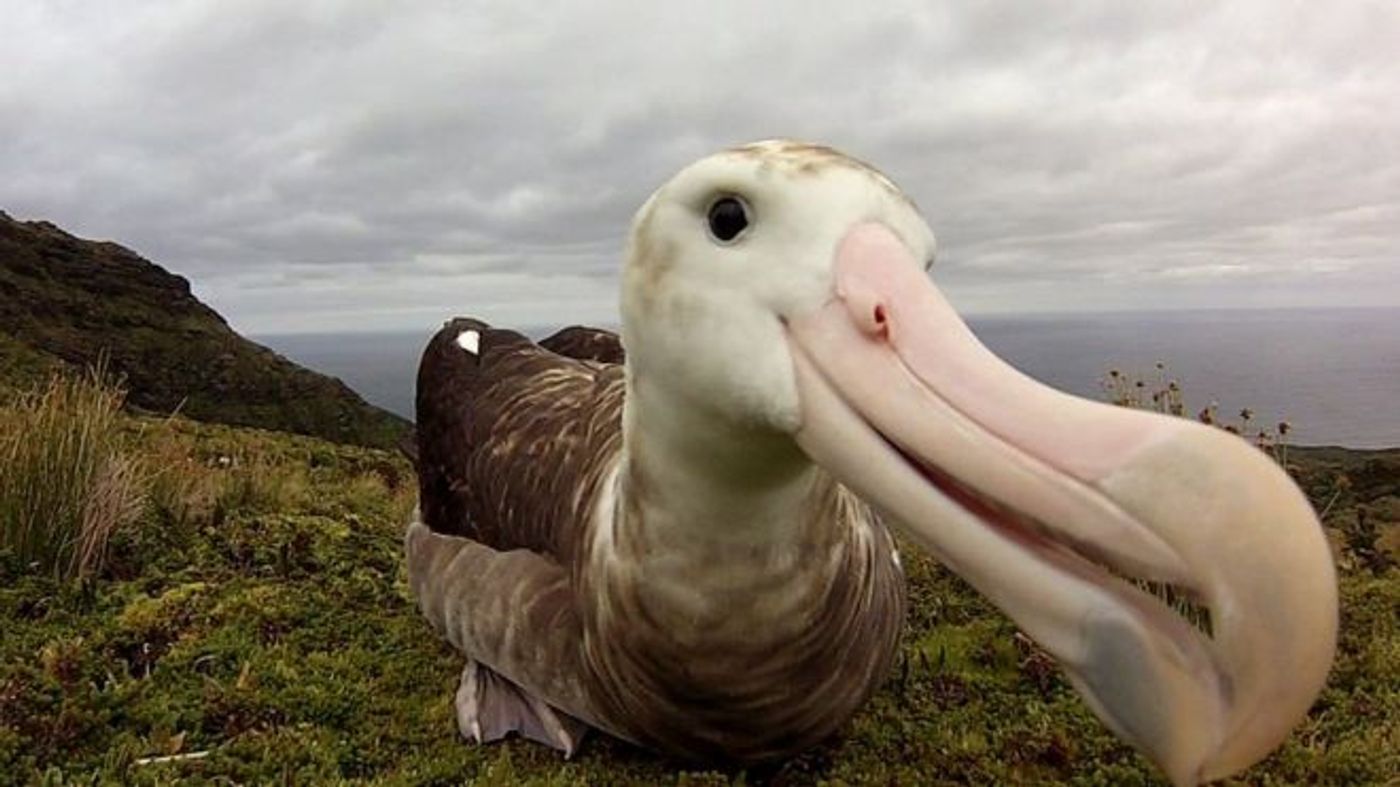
left=414, top=318, right=624, bottom=566
left=538, top=325, right=625, bottom=364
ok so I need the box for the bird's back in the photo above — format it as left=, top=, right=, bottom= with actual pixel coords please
left=415, top=318, right=626, bottom=566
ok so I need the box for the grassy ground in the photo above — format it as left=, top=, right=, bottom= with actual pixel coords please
left=1, top=402, right=1397, bottom=784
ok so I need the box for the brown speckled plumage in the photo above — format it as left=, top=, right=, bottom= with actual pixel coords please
left=576, top=472, right=905, bottom=761
left=538, top=324, right=626, bottom=365
left=408, top=321, right=905, bottom=762
left=726, top=140, right=916, bottom=209
left=414, top=318, right=624, bottom=563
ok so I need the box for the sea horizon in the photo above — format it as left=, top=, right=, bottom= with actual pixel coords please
left=254, top=305, right=1400, bottom=450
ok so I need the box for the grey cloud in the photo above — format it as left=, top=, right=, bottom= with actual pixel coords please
left=2, top=1, right=1397, bottom=333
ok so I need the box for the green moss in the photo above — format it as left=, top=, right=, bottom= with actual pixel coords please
left=0, top=415, right=1395, bottom=785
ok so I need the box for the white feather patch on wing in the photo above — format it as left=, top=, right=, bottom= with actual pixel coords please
left=456, top=330, right=481, bottom=355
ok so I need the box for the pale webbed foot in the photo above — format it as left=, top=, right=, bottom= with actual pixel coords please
left=454, top=659, right=590, bottom=757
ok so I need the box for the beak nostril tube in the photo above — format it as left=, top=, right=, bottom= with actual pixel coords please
left=840, top=284, right=889, bottom=339
left=872, top=304, right=890, bottom=340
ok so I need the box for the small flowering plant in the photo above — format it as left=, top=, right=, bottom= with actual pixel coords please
left=1100, top=362, right=1290, bottom=466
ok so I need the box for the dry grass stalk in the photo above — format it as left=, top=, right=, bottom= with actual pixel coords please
left=72, top=453, right=147, bottom=578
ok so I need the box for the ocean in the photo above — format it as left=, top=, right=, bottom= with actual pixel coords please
left=254, top=307, right=1400, bottom=450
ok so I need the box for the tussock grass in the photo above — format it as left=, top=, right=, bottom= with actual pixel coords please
left=144, top=429, right=221, bottom=531
left=0, top=366, right=146, bottom=580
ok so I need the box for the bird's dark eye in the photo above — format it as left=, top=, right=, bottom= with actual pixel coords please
left=706, top=196, right=749, bottom=243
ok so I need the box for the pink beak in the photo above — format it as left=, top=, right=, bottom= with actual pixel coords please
left=785, top=223, right=1337, bottom=786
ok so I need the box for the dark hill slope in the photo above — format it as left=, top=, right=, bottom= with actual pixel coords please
left=0, top=211, right=407, bottom=448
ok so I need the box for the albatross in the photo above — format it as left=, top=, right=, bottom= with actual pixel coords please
left=405, top=140, right=1336, bottom=786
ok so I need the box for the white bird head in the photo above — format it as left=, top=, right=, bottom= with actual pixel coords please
left=622, top=140, right=934, bottom=434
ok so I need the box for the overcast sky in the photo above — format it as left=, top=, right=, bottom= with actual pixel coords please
left=3, top=2, right=1397, bottom=334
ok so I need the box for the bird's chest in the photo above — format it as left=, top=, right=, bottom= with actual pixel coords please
left=576, top=516, right=907, bottom=762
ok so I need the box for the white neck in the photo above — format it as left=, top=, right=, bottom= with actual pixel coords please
left=582, top=370, right=861, bottom=650
left=620, top=370, right=821, bottom=550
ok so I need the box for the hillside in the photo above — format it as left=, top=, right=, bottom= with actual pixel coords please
left=0, top=212, right=407, bottom=448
